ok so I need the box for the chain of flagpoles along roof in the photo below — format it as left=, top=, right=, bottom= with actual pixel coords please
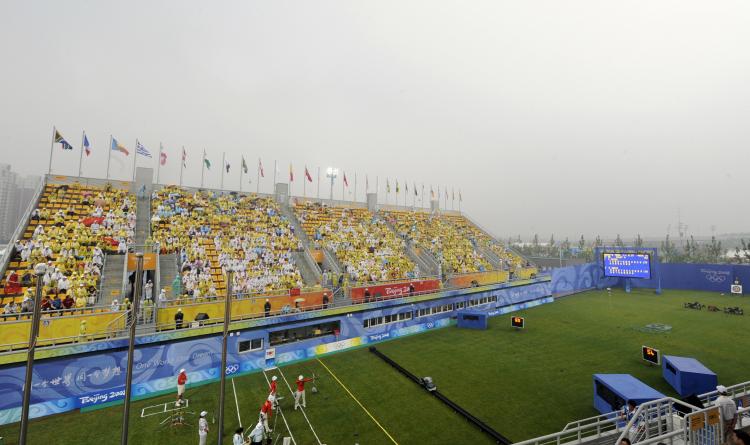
left=47, top=125, right=464, bottom=212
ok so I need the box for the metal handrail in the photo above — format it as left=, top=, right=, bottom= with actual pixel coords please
left=96, top=253, right=107, bottom=304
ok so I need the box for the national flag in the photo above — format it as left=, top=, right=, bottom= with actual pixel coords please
left=459, top=190, right=462, bottom=202
left=258, top=159, right=265, bottom=177
left=414, top=182, right=417, bottom=196
left=405, top=182, right=409, bottom=193
left=366, top=175, right=369, bottom=191
left=289, top=163, right=294, bottom=182
left=241, top=157, right=248, bottom=174
left=430, top=186, right=435, bottom=199
left=343, top=172, right=349, bottom=187
left=136, top=140, right=152, bottom=158
left=111, top=137, right=129, bottom=155
left=445, top=188, right=448, bottom=199
left=386, top=179, right=391, bottom=193
left=395, top=180, right=399, bottom=193
left=181, top=147, right=187, bottom=167
left=226, top=160, right=231, bottom=173
left=452, top=188, right=455, bottom=201
left=203, top=152, right=211, bottom=169
left=159, top=147, right=167, bottom=166
left=54, top=130, right=73, bottom=150
left=83, top=133, right=91, bottom=156
left=305, top=166, right=312, bottom=182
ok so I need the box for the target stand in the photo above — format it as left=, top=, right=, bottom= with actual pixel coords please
left=141, top=399, right=195, bottom=428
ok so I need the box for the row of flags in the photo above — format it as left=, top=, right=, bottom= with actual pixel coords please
left=50, top=128, right=463, bottom=202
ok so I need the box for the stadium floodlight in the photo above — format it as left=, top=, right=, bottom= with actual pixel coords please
left=326, top=167, right=339, bottom=202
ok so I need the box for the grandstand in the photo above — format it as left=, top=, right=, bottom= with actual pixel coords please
left=0, top=173, right=747, bottom=445
left=1, top=182, right=134, bottom=313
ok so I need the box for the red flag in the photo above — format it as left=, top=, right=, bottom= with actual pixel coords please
left=160, top=150, right=167, bottom=166
left=343, top=172, right=349, bottom=187
left=289, top=163, right=294, bottom=182
left=304, top=166, right=313, bottom=182
left=259, top=159, right=264, bottom=177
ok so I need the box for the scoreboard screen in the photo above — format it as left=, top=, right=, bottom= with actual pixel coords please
left=642, top=345, right=660, bottom=365
left=603, top=253, right=652, bottom=279
left=511, top=316, right=525, bottom=329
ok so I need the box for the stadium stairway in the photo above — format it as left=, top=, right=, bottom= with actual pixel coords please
left=158, top=253, right=179, bottom=298
left=98, top=254, right=126, bottom=305
left=134, top=194, right=151, bottom=245
left=477, top=244, right=503, bottom=269
left=279, top=202, right=342, bottom=275
left=292, top=251, right=322, bottom=286
left=380, top=215, right=440, bottom=276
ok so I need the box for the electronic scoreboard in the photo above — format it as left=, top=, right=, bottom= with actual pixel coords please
left=642, top=345, right=660, bottom=365
left=603, top=253, right=652, bottom=279
left=511, top=316, right=525, bottom=329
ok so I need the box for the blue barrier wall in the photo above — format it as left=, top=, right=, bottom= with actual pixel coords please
left=551, top=262, right=750, bottom=294
left=0, top=281, right=552, bottom=425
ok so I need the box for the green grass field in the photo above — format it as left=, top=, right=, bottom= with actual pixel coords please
left=1, top=288, right=747, bottom=444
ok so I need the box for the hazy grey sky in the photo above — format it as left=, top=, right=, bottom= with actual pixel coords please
left=2, top=1, right=749, bottom=240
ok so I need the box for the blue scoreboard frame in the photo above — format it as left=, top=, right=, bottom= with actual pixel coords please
left=594, top=247, right=662, bottom=295
left=602, top=253, right=652, bottom=279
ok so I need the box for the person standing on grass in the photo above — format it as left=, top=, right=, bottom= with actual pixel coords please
left=198, top=410, right=209, bottom=445
left=176, top=369, right=188, bottom=406
left=714, top=385, right=737, bottom=438
left=294, top=374, right=314, bottom=410
left=260, top=395, right=274, bottom=434
left=233, top=427, right=247, bottom=445
left=268, top=375, right=278, bottom=396
left=248, top=421, right=265, bottom=444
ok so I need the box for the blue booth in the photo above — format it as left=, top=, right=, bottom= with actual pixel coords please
left=456, top=309, right=489, bottom=330
left=593, top=374, right=665, bottom=414
left=662, top=355, right=717, bottom=397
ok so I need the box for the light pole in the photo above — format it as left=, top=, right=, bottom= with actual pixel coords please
left=326, top=167, right=338, bottom=203
left=121, top=253, right=143, bottom=445
left=217, top=267, right=235, bottom=445
left=19, top=262, right=47, bottom=445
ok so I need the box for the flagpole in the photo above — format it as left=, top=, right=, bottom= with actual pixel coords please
left=132, top=139, right=138, bottom=181
left=221, top=152, right=225, bottom=190
left=77, top=130, right=85, bottom=177
left=201, top=150, right=206, bottom=188
left=48, top=126, right=55, bottom=175
left=376, top=176, right=379, bottom=204
left=421, top=184, right=424, bottom=209
left=239, top=157, right=244, bottom=193
left=179, top=146, right=185, bottom=187
left=106, top=135, right=113, bottom=179
left=303, top=166, right=306, bottom=198
left=316, top=167, right=320, bottom=200
left=156, top=143, right=162, bottom=185
left=342, top=172, right=345, bottom=202
left=256, top=158, right=260, bottom=194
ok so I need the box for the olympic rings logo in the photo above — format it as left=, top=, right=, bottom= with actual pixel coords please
left=225, top=364, right=239, bottom=375
left=703, top=272, right=727, bottom=283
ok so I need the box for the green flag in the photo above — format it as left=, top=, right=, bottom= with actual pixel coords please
left=204, top=158, right=211, bottom=169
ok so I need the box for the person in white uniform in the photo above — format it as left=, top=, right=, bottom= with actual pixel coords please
left=248, top=421, right=265, bottom=445
left=198, top=410, right=209, bottom=445
left=232, top=427, right=246, bottom=445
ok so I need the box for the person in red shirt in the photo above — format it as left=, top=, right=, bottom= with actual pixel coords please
left=268, top=375, right=278, bottom=396
left=176, top=369, right=188, bottom=407
left=259, top=395, right=274, bottom=434
left=294, top=375, right=314, bottom=410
